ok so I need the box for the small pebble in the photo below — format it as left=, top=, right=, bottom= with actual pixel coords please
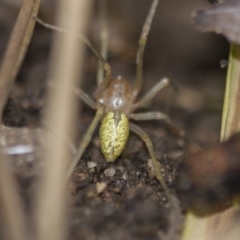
left=177, top=138, right=186, bottom=148
left=87, top=161, right=97, bottom=169
left=168, top=150, right=184, bottom=159
left=96, top=182, right=107, bottom=194
left=122, top=171, right=128, bottom=180
left=104, top=168, right=116, bottom=177
left=168, top=175, right=173, bottom=183
left=160, top=168, right=165, bottom=173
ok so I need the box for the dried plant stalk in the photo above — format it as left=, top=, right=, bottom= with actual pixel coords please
left=0, top=1, right=40, bottom=240
left=182, top=208, right=238, bottom=240
left=221, top=44, right=240, bottom=141
left=0, top=0, right=40, bottom=115
left=218, top=220, right=240, bottom=240
left=0, top=156, right=27, bottom=240
left=34, top=1, right=92, bottom=240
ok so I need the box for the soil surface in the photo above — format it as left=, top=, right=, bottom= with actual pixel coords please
left=0, top=0, right=229, bottom=239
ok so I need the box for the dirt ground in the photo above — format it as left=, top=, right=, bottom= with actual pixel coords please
left=0, top=0, right=229, bottom=239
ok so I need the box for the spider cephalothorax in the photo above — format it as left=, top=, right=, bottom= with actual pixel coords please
left=95, top=76, right=133, bottom=114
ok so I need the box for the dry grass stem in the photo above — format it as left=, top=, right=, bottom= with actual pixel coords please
left=182, top=208, right=238, bottom=240
left=0, top=154, right=27, bottom=240
left=0, top=0, right=40, bottom=116
left=0, top=1, right=41, bottom=239
left=221, top=44, right=240, bottom=141
left=34, top=1, right=92, bottom=240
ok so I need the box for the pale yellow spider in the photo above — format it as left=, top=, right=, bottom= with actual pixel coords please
left=37, top=0, right=181, bottom=204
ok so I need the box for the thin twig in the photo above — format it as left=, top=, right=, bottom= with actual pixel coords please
left=0, top=0, right=40, bottom=116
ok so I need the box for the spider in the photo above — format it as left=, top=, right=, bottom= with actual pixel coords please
left=36, top=0, right=182, bottom=204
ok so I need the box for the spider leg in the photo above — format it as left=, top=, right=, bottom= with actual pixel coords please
left=97, top=0, right=109, bottom=86
left=66, top=106, right=105, bottom=181
left=133, top=77, right=170, bottom=110
left=129, top=122, right=173, bottom=205
left=133, top=0, right=159, bottom=99
left=48, top=82, right=97, bottom=109
left=35, top=17, right=112, bottom=89
left=130, top=112, right=184, bottom=137
left=70, top=87, right=97, bottom=109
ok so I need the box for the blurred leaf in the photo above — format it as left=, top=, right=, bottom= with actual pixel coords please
left=178, top=132, right=240, bottom=215
left=193, top=0, right=240, bottom=44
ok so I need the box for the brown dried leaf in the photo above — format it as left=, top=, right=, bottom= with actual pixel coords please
left=178, top=132, right=240, bottom=215
left=192, top=0, right=240, bottom=44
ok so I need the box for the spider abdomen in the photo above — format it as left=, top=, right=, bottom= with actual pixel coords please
left=100, top=111, right=129, bottom=162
